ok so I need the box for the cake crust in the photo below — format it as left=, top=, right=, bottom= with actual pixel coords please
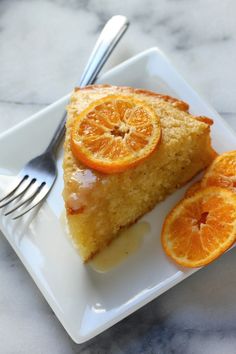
left=74, top=84, right=190, bottom=112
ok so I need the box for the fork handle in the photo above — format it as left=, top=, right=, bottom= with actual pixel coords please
left=45, top=15, right=129, bottom=154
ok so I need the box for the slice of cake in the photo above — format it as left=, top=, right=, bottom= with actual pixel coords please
left=63, top=85, right=216, bottom=262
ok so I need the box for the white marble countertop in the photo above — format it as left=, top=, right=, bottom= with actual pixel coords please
left=0, top=1, right=236, bottom=353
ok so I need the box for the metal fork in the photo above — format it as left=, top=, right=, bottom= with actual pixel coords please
left=0, top=15, right=129, bottom=219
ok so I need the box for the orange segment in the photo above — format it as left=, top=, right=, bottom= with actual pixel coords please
left=202, top=151, right=236, bottom=192
left=185, top=181, right=202, bottom=198
left=161, top=187, right=236, bottom=267
left=70, top=95, right=162, bottom=173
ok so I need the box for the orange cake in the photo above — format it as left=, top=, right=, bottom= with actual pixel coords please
left=63, top=85, right=216, bottom=262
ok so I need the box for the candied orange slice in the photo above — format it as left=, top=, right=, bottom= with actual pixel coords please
left=202, top=151, right=236, bottom=192
left=185, top=181, right=202, bottom=198
left=162, top=187, right=236, bottom=267
left=70, top=95, right=161, bottom=173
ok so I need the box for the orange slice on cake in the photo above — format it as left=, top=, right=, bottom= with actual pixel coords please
left=70, top=94, right=162, bottom=173
left=162, top=187, right=236, bottom=267
left=202, top=151, right=236, bottom=192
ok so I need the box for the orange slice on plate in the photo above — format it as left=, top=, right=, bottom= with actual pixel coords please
left=202, top=151, right=236, bottom=192
left=185, top=181, right=202, bottom=198
left=161, top=187, right=236, bottom=268
left=70, top=94, right=162, bottom=173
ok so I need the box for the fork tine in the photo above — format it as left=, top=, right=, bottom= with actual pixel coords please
left=0, top=175, right=28, bottom=203
left=4, top=182, right=45, bottom=216
left=12, top=184, right=49, bottom=219
left=0, top=178, right=36, bottom=209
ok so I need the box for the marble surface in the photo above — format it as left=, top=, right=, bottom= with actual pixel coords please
left=0, top=0, right=236, bottom=353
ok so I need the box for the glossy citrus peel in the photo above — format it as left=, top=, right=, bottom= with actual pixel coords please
left=185, top=151, right=236, bottom=198
left=202, top=150, right=236, bottom=192
left=162, top=187, right=236, bottom=268
left=185, top=181, right=202, bottom=198
left=70, top=95, right=162, bottom=173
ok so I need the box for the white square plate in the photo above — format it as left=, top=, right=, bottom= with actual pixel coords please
left=0, top=48, right=236, bottom=343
